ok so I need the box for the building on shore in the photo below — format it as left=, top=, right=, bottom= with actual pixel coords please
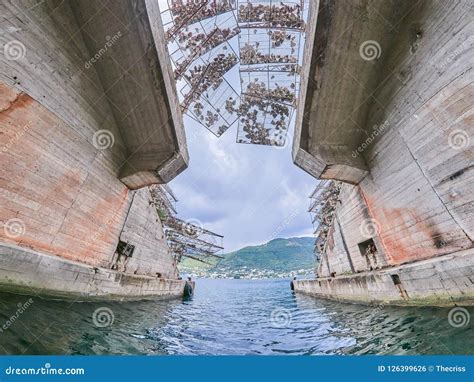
left=292, top=0, right=473, bottom=306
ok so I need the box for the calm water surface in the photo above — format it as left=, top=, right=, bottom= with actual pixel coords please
left=0, top=279, right=472, bottom=355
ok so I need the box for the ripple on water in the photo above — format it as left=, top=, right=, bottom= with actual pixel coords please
left=0, top=279, right=472, bottom=355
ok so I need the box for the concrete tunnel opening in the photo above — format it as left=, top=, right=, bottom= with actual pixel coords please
left=0, top=0, right=473, bottom=362
left=0, top=0, right=472, bottom=308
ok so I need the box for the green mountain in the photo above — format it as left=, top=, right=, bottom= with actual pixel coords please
left=179, top=237, right=316, bottom=279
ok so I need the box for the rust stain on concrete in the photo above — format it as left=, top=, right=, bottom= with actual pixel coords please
left=375, top=207, right=447, bottom=264
left=0, top=80, right=131, bottom=268
left=0, top=82, right=23, bottom=112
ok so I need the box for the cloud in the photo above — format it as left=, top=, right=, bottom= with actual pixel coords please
left=170, top=116, right=316, bottom=252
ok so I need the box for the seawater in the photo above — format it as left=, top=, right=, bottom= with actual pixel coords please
left=0, top=279, right=472, bottom=355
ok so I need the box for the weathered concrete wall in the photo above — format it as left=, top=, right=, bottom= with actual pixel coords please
left=69, top=0, right=189, bottom=188
left=0, top=0, right=188, bottom=189
left=293, top=0, right=472, bottom=187
left=319, top=184, right=392, bottom=276
left=318, top=221, right=356, bottom=277
left=294, top=1, right=473, bottom=304
left=0, top=0, right=186, bottom=298
left=120, top=188, right=178, bottom=279
left=356, top=0, right=473, bottom=264
left=294, top=248, right=474, bottom=307
left=0, top=0, right=127, bottom=171
left=0, top=82, right=129, bottom=268
left=296, top=0, right=473, bottom=274
left=0, top=243, right=185, bottom=301
left=0, top=82, right=179, bottom=283
left=353, top=88, right=473, bottom=266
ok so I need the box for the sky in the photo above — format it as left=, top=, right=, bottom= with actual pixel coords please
left=164, top=2, right=316, bottom=253
left=169, top=115, right=316, bottom=253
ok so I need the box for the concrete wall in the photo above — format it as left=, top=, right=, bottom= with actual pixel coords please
left=0, top=81, right=129, bottom=268
left=350, top=78, right=473, bottom=266
left=357, top=0, right=473, bottom=265
left=297, top=0, right=473, bottom=278
left=0, top=243, right=185, bottom=301
left=294, top=248, right=474, bottom=307
left=0, top=0, right=128, bottom=174
left=0, top=0, right=188, bottom=189
left=0, top=81, right=178, bottom=280
left=0, top=1, right=184, bottom=290
left=319, top=184, right=391, bottom=276
left=120, top=188, right=178, bottom=279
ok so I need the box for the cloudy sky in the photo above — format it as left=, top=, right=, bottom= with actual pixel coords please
left=164, top=3, right=315, bottom=253
left=169, top=115, right=317, bottom=253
